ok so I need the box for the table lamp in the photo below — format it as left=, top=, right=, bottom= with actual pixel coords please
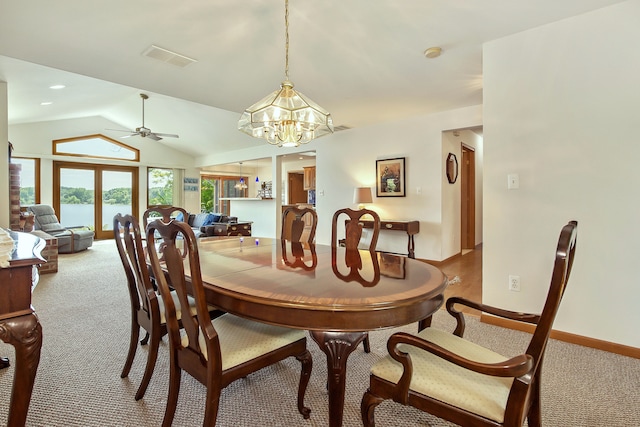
left=353, top=187, right=373, bottom=210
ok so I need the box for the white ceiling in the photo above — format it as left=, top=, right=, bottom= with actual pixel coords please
left=0, top=0, right=626, bottom=158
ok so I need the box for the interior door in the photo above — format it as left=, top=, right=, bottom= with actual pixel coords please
left=288, top=172, right=307, bottom=204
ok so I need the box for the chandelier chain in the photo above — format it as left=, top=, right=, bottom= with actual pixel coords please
left=284, top=0, right=289, bottom=81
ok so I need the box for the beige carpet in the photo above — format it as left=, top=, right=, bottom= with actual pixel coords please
left=1, top=240, right=639, bottom=426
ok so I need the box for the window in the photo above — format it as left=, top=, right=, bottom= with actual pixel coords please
left=10, top=157, right=40, bottom=205
left=53, top=134, right=139, bottom=161
left=148, top=167, right=174, bottom=206
left=201, top=175, right=247, bottom=215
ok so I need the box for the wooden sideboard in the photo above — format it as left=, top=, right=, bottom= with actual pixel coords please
left=360, top=219, right=420, bottom=258
left=0, top=231, right=44, bottom=427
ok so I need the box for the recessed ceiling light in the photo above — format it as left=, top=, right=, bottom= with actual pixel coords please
left=424, top=47, right=442, bottom=59
left=40, top=101, right=53, bottom=106
left=49, top=84, right=66, bottom=89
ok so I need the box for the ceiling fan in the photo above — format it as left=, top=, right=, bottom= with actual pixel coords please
left=108, top=93, right=179, bottom=141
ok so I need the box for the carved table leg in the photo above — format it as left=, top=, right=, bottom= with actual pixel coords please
left=0, top=313, right=43, bottom=427
left=310, top=331, right=367, bottom=427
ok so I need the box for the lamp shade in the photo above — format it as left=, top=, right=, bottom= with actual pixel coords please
left=353, top=187, right=373, bottom=205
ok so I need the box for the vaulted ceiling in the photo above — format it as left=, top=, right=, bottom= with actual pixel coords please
left=0, top=0, right=626, bottom=157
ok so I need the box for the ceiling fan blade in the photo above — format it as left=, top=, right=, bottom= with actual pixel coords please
left=153, top=133, right=179, bottom=138
left=105, top=128, right=134, bottom=133
left=147, top=133, right=162, bottom=141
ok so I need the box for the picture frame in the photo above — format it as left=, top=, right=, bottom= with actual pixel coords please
left=376, top=157, right=406, bottom=197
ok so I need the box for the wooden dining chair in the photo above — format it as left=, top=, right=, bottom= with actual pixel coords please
left=142, top=205, right=188, bottom=229
left=331, top=208, right=381, bottom=352
left=282, top=206, right=318, bottom=243
left=114, top=213, right=207, bottom=401
left=331, top=207, right=380, bottom=251
left=361, top=220, right=578, bottom=427
left=146, top=219, right=313, bottom=427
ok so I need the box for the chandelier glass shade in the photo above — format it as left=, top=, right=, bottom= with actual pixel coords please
left=234, top=162, right=248, bottom=190
left=234, top=178, right=247, bottom=190
left=238, top=0, right=333, bottom=148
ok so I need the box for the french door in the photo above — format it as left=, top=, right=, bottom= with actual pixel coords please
left=53, top=162, right=139, bottom=240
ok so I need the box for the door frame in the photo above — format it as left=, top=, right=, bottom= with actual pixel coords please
left=53, top=161, right=139, bottom=240
left=460, top=144, right=476, bottom=249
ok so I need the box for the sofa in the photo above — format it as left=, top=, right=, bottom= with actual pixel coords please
left=185, top=213, right=239, bottom=238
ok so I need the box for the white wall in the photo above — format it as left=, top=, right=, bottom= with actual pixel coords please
left=314, top=105, right=482, bottom=260
left=483, top=0, right=640, bottom=347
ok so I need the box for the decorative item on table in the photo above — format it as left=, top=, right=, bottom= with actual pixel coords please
left=258, top=181, right=273, bottom=199
left=0, top=228, right=16, bottom=268
left=376, top=157, right=406, bottom=197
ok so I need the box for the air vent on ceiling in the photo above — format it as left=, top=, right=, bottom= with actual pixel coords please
left=142, top=45, right=197, bottom=68
left=333, top=125, right=351, bottom=132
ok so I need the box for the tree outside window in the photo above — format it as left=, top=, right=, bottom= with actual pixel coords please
left=10, top=157, right=40, bottom=205
left=148, top=167, right=174, bottom=206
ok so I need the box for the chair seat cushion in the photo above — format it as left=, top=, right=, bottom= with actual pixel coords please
left=182, top=313, right=306, bottom=370
left=158, top=290, right=202, bottom=324
left=370, top=327, right=514, bottom=423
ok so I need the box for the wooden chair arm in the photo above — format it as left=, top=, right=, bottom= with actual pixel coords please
left=446, top=296, right=540, bottom=336
left=387, top=332, right=534, bottom=404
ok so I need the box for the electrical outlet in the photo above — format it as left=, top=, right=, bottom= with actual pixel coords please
left=509, top=275, right=521, bottom=292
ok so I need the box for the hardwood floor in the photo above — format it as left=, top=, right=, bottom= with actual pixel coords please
left=424, top=245, right=482, bottom=316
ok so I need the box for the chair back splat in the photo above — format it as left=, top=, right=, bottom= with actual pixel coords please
left=142, top=205, right=188, bottom=229
left=331, top=207, right=380, bottom=251
left=361, top=220, right=578, bottom=427
left=146, top=220, right=313, bottom=426
left=282, top=206, right=318, bottom=243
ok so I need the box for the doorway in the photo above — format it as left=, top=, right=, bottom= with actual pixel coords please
left=288, top=172, right=307, bottom=204
left=460, top=145, right=476, bottom=250
left=53, top=161, right=138, bottom=240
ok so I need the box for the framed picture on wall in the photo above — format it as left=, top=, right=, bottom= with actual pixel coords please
left=376, top=157, right=406, bottom=197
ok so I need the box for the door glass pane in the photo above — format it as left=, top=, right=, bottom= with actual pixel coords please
left=59, top=168, right=95, bottom=229
left=102, top=170, right=133, bottom=232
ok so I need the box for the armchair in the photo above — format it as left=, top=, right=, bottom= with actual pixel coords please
left=28, top=204, right=94, bottom=254
left=361, top=221, right=578, bottom=427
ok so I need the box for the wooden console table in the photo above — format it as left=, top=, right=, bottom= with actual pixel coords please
left=360, top=220, right=420, bottom=258
left=0, top=231, right=44, bottom=427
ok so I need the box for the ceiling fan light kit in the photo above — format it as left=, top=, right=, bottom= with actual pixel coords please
left=238, top=0, right=333, bottom=148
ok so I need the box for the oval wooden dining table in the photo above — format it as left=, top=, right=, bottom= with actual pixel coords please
left=188, top=236, right=448, bottom=427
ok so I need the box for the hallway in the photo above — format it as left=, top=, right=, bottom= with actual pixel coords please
left=428, top=246, right=482, bottom=316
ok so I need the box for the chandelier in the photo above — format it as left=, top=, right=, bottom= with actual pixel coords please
left=234, top=162, right=248, bottom=190
left=238, top=0, right=333, bottom=148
